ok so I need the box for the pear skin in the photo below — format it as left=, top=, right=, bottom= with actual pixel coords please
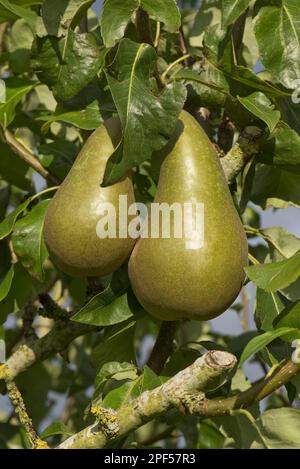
left=44, top=118, right=136, bottom=277
left=128, top=111, right=248, bottom=321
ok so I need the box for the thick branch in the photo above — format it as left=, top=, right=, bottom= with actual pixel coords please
left=58, top=351, right=237, bottom=449
left=3, top=127, right=61, bottom=185
left=147, top=321, right=179, bottom=374
left=185, top=359, right=300, bottom=417
left=221, top=126, right=262, bottom=184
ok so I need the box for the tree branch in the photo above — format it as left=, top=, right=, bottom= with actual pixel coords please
left=2, top=322, right=96, bottom=380
left=221, top=126, right=262, bottom=184
left=58, top=351, right=237, bottom=449
left=147, top=321, right=179, bottom=374
left=184, top=359, right=300, bottom=416
left=2, top=127, right=61, bottom=185
left=0, top=364, right=48, bottom=449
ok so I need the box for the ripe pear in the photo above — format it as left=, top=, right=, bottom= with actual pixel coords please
left=44, top=118, right=136, bottom=277
left=128, top=110, right=248, bottom=321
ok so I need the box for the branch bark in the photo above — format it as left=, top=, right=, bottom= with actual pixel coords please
left=0, top=364, right=48, bottom=449
left=187, top=359, right=300, bottom=416
left=58, top=351, right=237, bottom=449
left=3, top=322, right=96, bottom=380
left=58, top=354, right=300, bottom=449
left=2, top=127, right=61, bottom=185
left=221, top=126, right=262, bottom=185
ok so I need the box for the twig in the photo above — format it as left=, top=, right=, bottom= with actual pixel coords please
left=0, top=364, right=48, bottom=449
left=136, top=8, right=153, bottom=45
left=179, top=26, right=188, bottom=56
left=58, top=351, right=237, bottom=449
left=22, top=301, right=38, bottom=340
left=2, top=127, right=61, bottom=185
left=38, top=293, right=71, bottom=320
left=178, top=26, right=190, bottom=67
left=147, top=321, right=179, bottom=375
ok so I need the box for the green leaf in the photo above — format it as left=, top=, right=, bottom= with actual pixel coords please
left=174, top=67, right=230, bottom=107
left=274, top=301, right=300, bottom=341
left=72, top=290, right=138, bottom=326
left=139, top=365, right=161, bottom=392
left=102, top=378, right=141, bottom=409
left=41, top=422, right=72, bottom=439
left=0, top=198, right=34, bottom=240
left=254, top=0, right=300, bottom=88
left=141, top=0, right=181, bottom=33
left=257, top=121, right=300, bottom=171
left=31, top=31, right=105, bottom=101
left=37, top=102, right=106, bottom=131
left=0, top=77, right=36, bottom=127
left=100, top=0, right=138, bottom=48
left=0, top=266, right=14, bottom=302
left=239, top=327, right=297, bottom=365
left=245, top=250, right=300, bottom=292
left=38, top=139, right=77, bottom=180
left=277, top=96, right=300, bottom=134
left=197, top=420, right=225, bottom=449
left=6, top=19, right=34, bottom=74
left=221, top=0, right=251, bottom=28
left=190, top=0, right=222, bottom=48
left=0, top=263, right=33, bottom=325
left=39, top=0, right=93, bottom=37
left=102, top=365, right=161, bottom=409
left=254, top=408, right=300, bottom=449
left=255, top=288, right=284, bottom=332
left=237, top=92, right=281, bottom=133
left=72, top=268, right=141, bottom=326
left=95, top=361, right=138, bottom=391
left=100, top=0, right=180, bottom=48
left=0, top=0, right=37, bottom=30
left=0, top=144, right=31, bottom=191
left=258, top=226, right=300, bottom=260
left=91, top=320, right=136, bottom=371
left=250, top=163, right=300, bottom=209
left=223, top=65, right=288, bottom=98
left=12, top=200, right=49, bottom=281
left=103, top=38, right=186, bottom=185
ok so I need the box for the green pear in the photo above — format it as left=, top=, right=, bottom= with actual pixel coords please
left=44, top=118, right=136, bottom=277
left=128, top=110, right=248, bottom=321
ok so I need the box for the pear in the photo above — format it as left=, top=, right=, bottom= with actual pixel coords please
left=44, top=118, right=136, bottom=277
left=128, top=110, right=248, bottom=321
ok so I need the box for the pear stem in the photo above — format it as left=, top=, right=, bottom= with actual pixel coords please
left=161, top=54, right=191, bottom=83
left=147, top=321, right=179, bottom=374
left=153, top=21, right=161, bottom=48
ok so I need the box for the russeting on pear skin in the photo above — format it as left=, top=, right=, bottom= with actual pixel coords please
left=44, top=118, right=136, bottom=277
left=128, top=110, right=248, bottom=321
